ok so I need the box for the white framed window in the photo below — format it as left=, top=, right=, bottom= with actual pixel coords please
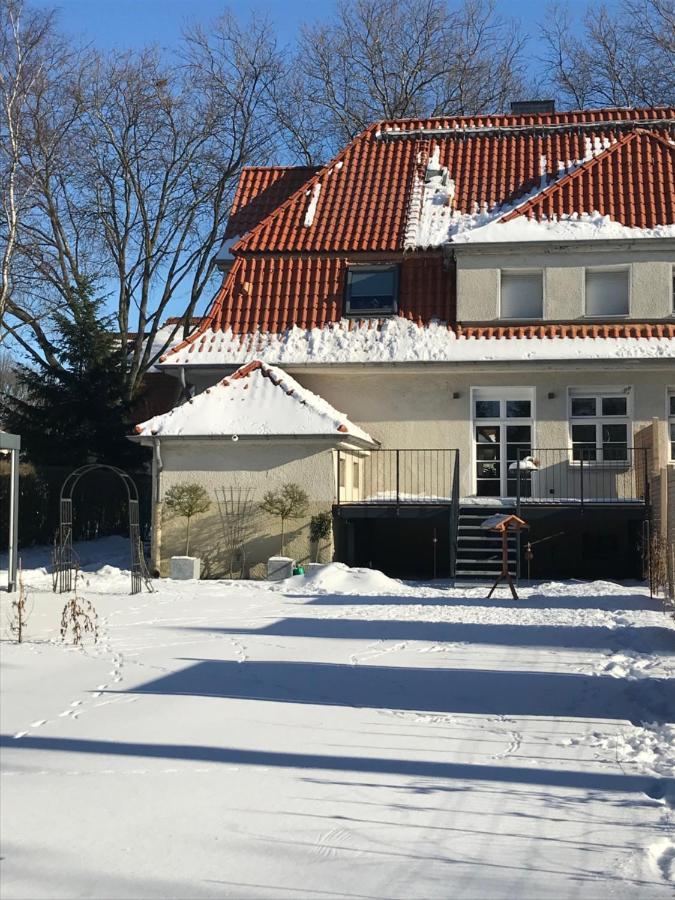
left=569, top=388, right=631, bottom=462
left=669, top=390, right=675, bottom=461
left=500, top=270, right=543, bottom=319
left=585, top=267, right=629, bottom=317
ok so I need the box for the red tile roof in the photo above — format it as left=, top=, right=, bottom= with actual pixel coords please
left=224, top=166, right=319, bottom=239
left=500, top=130, right=675, bottom=228
left=235, top=107, right=674, bottom=253
left=163, top=107, right=675, bottom=360
left=169, top=253, right=450, bottom=342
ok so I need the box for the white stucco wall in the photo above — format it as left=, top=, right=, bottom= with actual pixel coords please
left=455, top=243, right=675, bottom=321
left=156, top=440, right=336, bottom=578
left=152, top=363, right=673, bottom=575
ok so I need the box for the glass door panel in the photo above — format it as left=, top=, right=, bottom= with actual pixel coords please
left=506, top=424, right=533, bottom=496
left=476, top=425, right=501, bottom=496
left=472, top=391, right=533, bottom=497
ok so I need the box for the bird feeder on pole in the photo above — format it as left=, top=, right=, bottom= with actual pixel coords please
left=1, top=431, right=20, bottom=592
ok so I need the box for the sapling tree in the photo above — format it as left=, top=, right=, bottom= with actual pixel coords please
left=60, top=569, right=99, bottom=646
left=260, top=483, right=309, bottom=556
left=164, top=483, right=212, bottom=556
left=8, top=563, right=31, bottom=643
left=309, top=511, right=332, bottom=562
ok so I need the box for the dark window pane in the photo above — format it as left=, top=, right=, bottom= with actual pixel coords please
left=571, top=397, right=596, bottom=417
left=347, top=268, right=396, bottom=313
left=603, top=443, right=628, bottom=461
left=572, top=424, right=596, bottom=443
left=475, top=400, right=500, bottom=418
left=573, top=445, right=597, bottom=461
left=602, top=424, right=627, bottom=443
left=506, top=400, right=531, bottom=418
left=476, top=445, right=499, bottom=460
left=476, top=425, right=500, bottom=443
left=477, top=462, right=500, bottom=478
left=350, top=269, right=395, bottom=297
left=506, top=425, right=531, bottom=442
left=670, top=395, right=675, bottom=416
left=601, top=397, right=627, bottom=416
left=477, top=480, right=500, bottom=497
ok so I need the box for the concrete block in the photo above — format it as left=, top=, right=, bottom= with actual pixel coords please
left=170, top=556, right=201, bottom=580
left=267, top=556, right=294, bottom=581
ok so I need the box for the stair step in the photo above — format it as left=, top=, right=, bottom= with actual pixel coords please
left=456, top=570, right=517, bottom=577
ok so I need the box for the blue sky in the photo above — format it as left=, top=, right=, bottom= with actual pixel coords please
left=34, top=0, right=603, bottom=53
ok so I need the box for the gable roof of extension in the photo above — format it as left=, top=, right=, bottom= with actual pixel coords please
left=134, top=359, right=376, bottom=445
left=161, top=106, right=675, bottom=366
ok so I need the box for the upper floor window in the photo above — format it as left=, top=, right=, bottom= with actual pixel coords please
left=585, top=267, right=629, bottom=317
left=344, top=266, right=398, bottom=316
left=669, top=391, right=675, bottom=461
left=500, top=270, right=543, bottom=319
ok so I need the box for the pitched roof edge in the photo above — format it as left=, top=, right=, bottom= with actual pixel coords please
left=233, top=123, right=384, bottom=254
left=498, top=130, right=640, bottom=224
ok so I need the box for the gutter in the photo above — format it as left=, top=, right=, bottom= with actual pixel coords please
left=130, top=433, right=379, bottom=451
left=447, top=237, right=675, bottom=255
left=158, top=356, right=675, bottom=377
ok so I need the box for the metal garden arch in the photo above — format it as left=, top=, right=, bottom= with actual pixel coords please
left=54, top=464, right=153, bottom=595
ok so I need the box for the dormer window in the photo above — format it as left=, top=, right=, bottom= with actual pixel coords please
left=585, top=267, right=629, bottom=317
left=344, top=266, right=399, bottom=317
left=500, top=270, right=543, bottom=319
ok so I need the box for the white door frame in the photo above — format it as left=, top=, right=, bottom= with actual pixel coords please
left=470, top=386, right=536, bottom=498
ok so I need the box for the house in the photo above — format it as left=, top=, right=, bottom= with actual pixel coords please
left=134, top=104, right=675, bottom=581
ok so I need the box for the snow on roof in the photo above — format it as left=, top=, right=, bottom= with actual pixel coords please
left=410, top=130, right=675, bottom=248
left=134, top=360, right=376, bottom=444
left=160, top=318, right=675, bottom=368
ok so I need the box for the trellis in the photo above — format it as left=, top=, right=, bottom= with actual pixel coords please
left=53, top=464, right=153, bottom=595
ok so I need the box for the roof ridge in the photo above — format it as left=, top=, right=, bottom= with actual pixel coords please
left=377, top=106, right=675, bottom=135
left=233, top=123, right=381, bottom=255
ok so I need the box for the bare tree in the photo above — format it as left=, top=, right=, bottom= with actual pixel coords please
left=274, top=0, right=526, bottom=161
left=0, top=0, right=58, bottom=347
left=3, top=8, right=281, bottom=396
left=539, top=1, right=675, bottom=109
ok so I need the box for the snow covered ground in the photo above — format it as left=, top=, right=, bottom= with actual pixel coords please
left=1, top=539, right=674, bottom=899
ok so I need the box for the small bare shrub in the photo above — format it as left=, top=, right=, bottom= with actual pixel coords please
left=60, top=572, right=99, bottom=646
left=8, top=564, right=31, bottom=643
left=649, top=533, right=675, bottom=616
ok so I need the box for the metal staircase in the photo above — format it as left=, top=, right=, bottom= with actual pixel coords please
left=454, top=505, right=519, bottom=580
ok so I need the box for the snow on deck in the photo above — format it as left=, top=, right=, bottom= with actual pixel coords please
left=1, top=547, right=674, bottom=898
left=135, top=359, right=375, bottom=443
left=161, top=317, right=675, bottom=367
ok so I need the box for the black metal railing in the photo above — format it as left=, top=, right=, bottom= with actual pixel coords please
left=514, top=447, right=650, bottom=512
left=336, top=449, right=460, bottom=506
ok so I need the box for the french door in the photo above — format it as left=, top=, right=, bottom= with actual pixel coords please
left=472, top=389, right=534, bottom=497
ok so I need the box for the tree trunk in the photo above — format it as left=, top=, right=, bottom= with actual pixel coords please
left=185, top=516, right=191, bottom=557
left=280, top=517, right=285, bottom=556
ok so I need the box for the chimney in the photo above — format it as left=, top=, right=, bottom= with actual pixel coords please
left=510, top=99, right=556, bottom=116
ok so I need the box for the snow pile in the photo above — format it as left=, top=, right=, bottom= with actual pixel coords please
left=585, top=723, right=675, bottom=781
left=414, top=196, right=675, bottom=247
left=161, top=317, right=675, bottom=367
left=451, top=211, right=675, bottom=245
left=135, top=360, right=375, bottom=444
left=282, top=561, right=404, bottom=595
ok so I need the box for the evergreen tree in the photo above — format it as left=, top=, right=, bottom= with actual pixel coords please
left=1, top=280, right=142, bottom=468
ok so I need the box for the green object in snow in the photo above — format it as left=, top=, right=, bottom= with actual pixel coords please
left=293, top=566, right=305, bottom=575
